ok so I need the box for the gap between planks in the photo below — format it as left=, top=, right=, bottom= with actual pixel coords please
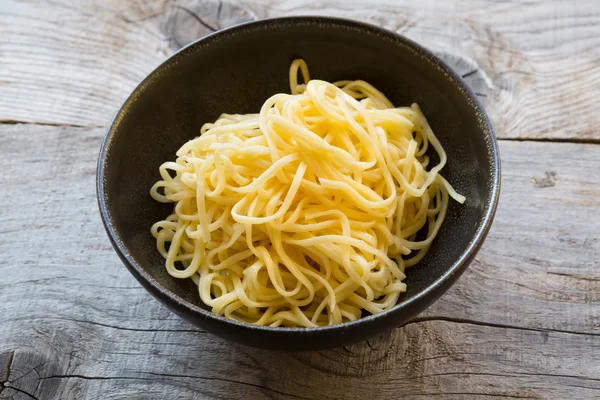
left=1, top=121, right=599, bottom=146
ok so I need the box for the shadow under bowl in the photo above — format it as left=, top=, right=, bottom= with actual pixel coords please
left=97, top=16, right=500, bottom=351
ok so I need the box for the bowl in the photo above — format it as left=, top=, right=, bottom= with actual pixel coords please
left=97, top=16, right=500, bottom=351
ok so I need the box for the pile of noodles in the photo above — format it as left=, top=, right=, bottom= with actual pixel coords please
left=150, top=60, right=465, bottom=327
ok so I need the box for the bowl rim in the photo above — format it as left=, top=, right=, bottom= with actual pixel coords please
left=97, top=15, right=501, bottom=333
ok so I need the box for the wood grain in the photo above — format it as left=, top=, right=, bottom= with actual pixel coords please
left=2, top=1, right=600, bottom=399
left=1, top=123, right=599, bottom=399
left=1, top=0, right=600, bottom=141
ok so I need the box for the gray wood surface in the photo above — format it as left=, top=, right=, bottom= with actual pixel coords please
left=1, top=1, right=599, bottom=399
left=2, top=0, right=600, bottom=141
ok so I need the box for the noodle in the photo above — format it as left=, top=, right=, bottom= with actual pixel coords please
left=150, top=59, right=465, bottom=327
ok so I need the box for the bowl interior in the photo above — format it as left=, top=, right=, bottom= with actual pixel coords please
left=100, top=18, right=496, bottom=319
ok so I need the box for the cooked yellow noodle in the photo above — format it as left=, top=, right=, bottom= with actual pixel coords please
left=150, top=59, right=465, bottom=327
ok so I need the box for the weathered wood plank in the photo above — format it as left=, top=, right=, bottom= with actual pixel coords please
left=0, top=0, right=253, bottom=129
left=0, top=124, right=599, bottom=399
left=2, top=317, right=600, bottom=399
left=422, top=139, right=600, bottom=333
left=1, top=0, right=599, bottom=141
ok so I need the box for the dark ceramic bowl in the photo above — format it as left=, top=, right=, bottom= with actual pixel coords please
left=97, top=16, right=500, bottom=351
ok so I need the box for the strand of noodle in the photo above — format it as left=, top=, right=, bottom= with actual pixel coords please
left=289, top=59, right=310, bottom=95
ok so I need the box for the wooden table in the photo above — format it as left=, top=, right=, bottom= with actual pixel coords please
left=1, top=1, right=599, bottom=399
